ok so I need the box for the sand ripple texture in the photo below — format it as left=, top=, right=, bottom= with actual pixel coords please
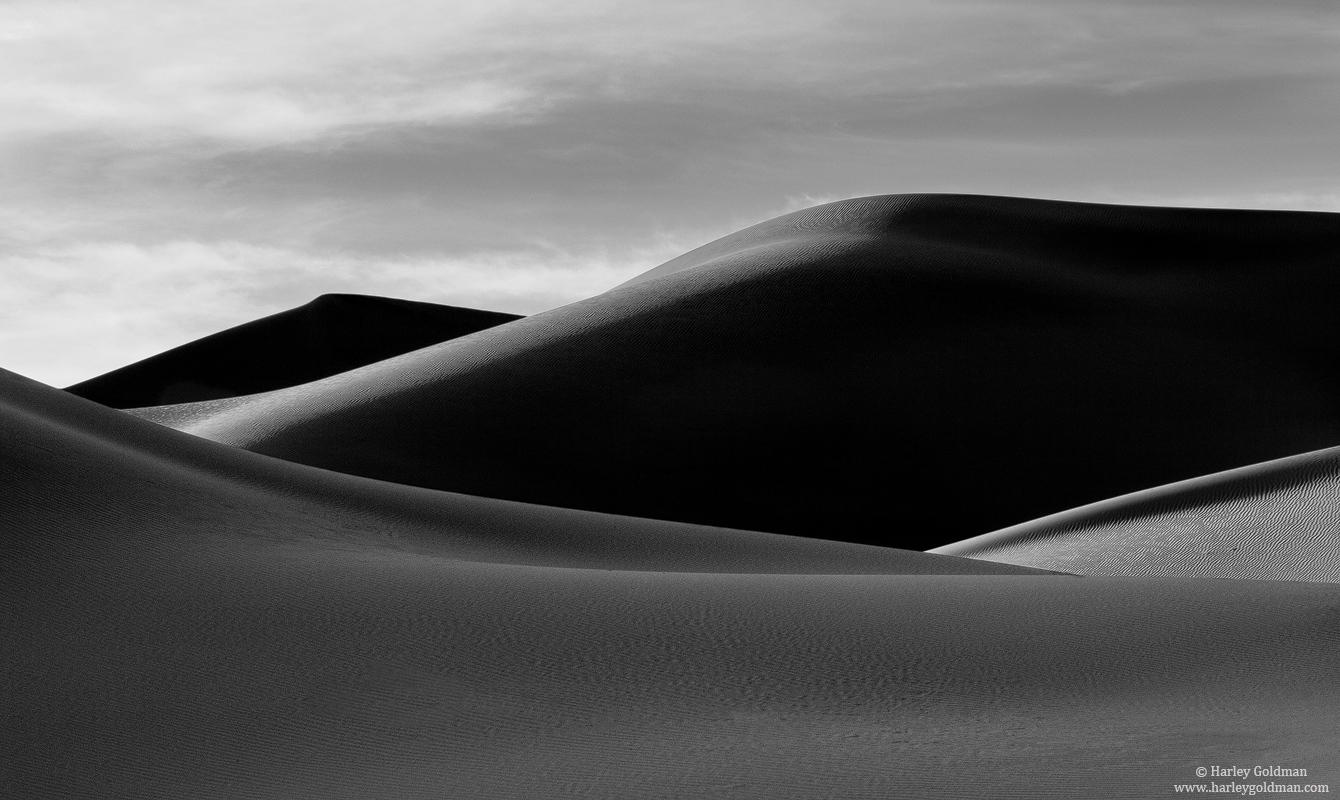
left=934, top=445, right=1340, bottom=581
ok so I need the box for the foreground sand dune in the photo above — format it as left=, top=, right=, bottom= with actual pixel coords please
left=67, top=293, right=519, bottom=408
left=128, top=194, right=1340, bottom=550
left=6, top=368, right=1340, bottom=798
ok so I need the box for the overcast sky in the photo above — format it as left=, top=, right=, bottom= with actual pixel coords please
left=2, top=0, right=1338, bottom=386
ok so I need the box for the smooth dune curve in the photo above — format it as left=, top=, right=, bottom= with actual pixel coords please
left=6, top=369, right=1340, bottom=798
left=931, top=444, right=1340, bottom=581
left=127, top=194, right=1340, bottom=551
left=7, top=368, right=1020, bottom=575
left=66, top=293, right=520, bottom=408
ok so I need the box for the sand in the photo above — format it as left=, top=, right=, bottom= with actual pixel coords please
left=6, top=368, right=1340, bottom=798
left=932, top=444, right=1340, bottom=581
left=66, top=293, right=520, bottom=408
left=125, top=194, right=1340, bottom=551
left=7, top=194, right=1340, bottom=797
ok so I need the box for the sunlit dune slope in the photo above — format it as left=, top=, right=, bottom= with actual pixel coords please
left=933, top=444, right=1340, bottom=581
left=127, top=194, right=1340, bottom=550
left=6, top=368, right=1340, bottom=799
left=66, top=293, right=520, bottom=408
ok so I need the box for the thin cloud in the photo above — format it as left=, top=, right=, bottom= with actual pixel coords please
left=0, top=0, right=540, bottom=145
left=0, top=0, right=831, bottom=147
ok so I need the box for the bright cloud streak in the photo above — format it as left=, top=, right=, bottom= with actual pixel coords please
left=0, top=0, right=835, bottom=145
left=0, top=0, right=538, bottom=143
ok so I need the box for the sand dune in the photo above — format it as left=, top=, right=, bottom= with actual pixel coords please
left=128, top=194, right=1340, bottom=550
left=10, top=194, right=1340, bottom=797
left=66, top=293, right=519, bottom=408
left=9, top=368, right=1017, bottom=575
left=6, top=368, right=1340, bottom=798
left=932, top=444, right=1340, bottom=581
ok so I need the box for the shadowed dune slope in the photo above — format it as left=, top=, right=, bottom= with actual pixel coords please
left=129, top=194, right=1340, bottom=550
left=4, top=368, right=1028, bottom=575
left=6, top=367, right=1340, bottom=798
left=932, top=445, right=1340, bottom=581
left=66, top=293, right=520, bottom=408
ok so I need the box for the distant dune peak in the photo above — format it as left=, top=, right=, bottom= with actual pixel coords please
left=65, top=293, right=522, bottom=408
